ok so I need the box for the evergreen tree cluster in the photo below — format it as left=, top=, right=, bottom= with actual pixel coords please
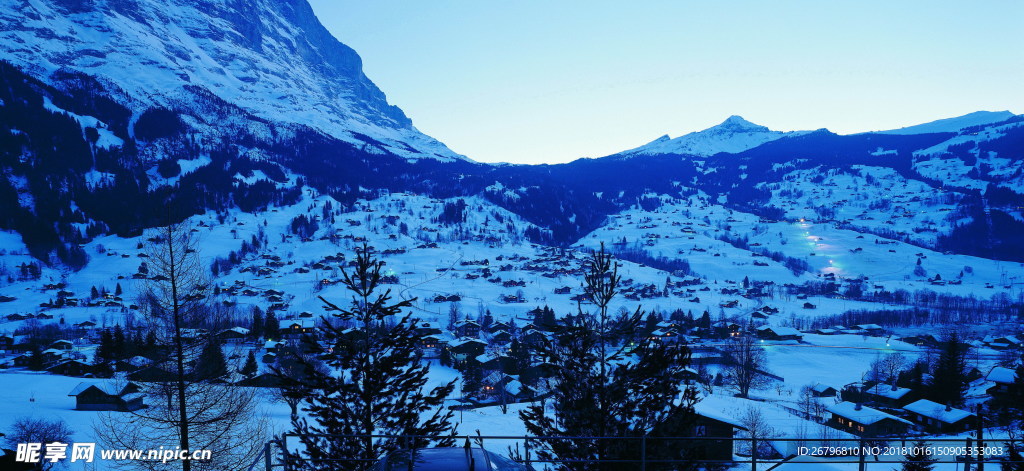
left=278, top=245, right=456, bottom=470
left=95, top=325, right=158, bottom=363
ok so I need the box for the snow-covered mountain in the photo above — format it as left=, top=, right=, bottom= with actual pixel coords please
left=873, top=110, right=1017, bottom=135
left=0, top=0, right=463, bottom=161
left=616, top=115, right=805, bottom=157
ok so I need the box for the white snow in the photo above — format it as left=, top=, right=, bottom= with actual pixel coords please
left=873, top=111, right=1016, bottom=135
left=617, top=115, right=807, bottom=157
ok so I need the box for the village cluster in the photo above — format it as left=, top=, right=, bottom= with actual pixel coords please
left=0, top=190, right=1022, bottom=466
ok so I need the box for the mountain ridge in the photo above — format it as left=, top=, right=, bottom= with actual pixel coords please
left=0, top=0, right=465, bottom=161
left=614, top=115, right=806, bottom=158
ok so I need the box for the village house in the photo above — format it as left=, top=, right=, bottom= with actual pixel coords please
left=419, top=333, right=450, bottom=353
left=712, top=321, right=743, bottom=338
left=490, top=330, right=512, bottom=344
left=521, top=329, right=548, bottom=347
left=755, top=325, right=803, bottom=342
left=217, top=327, right=250, bottom=344
left=49, top=339, right=74, bottom=350
left=861, top=383, right=915, bottom=407
left=447, top=338, right=487, bottom=366
left=486, top=321, right=511, bottom=334
left=682, top=405, right=747, bottom=464
left=47, top=359, right=93, bottom=377
left=902, top=399, right=975, bottom=434
left=68, top=381, right=145, bottom=411
left=11, top=353, right=32, bottom=368
left=986, top=366, right=1018, bottom=396
left=475, top=353, right=515, bottom=374
left=414, top=322, right=443, bottom=337
left=264, top=339, right=286, bottom=354
left=115, top=356, right=153, bottom=373
left=279, top=319, right=316, bottom=339
left=0, top=333, right=13, bottom=350
left=811, top=384, right=838, bottom=398
left=985, top=335, right=1022, bottom=350
left=827, top=402, right=913, bottom=437
left=852, top=324, right=884, bottom=336
left=455, top=320, right=481, bottom=338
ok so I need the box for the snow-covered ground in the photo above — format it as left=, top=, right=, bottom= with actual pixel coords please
left=0, top=186, right=1020, bottom=469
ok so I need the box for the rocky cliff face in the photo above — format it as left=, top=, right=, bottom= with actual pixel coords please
left=0, top=0, right=463, bottom=160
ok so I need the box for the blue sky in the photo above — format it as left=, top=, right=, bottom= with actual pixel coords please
left=308, top=1, right=1023, bottom=164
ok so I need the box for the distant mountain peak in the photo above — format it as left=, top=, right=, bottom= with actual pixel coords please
left=714, top=115, right=769, bottom=133
left=617, top=115, right=799, bottom=158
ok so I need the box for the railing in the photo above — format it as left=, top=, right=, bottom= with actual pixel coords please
left=248, top=434, right=1023, bottom=471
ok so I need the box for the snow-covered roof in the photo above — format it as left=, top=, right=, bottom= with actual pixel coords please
left=692, top=402, right=747, bottom=430
left=222, top=326, right=250, bottom=335
left=867, top=385, right=912, bottom=399
left=475, top=353, right=496, bottom=364
left=264, top=339, right=284, bottom=349
left=68, top=381, right=135, bottom=397
left=757, top=325, right=801, bottom=336
left=283, top=318, right=315, bottom=328
left=448, top=338, right=487, bottom=348
left=811, top=383, right=836, bottom=393
left=855, top=324, right=883, bottom=330
left=125, top=356, right=153, bottom=367
left=993, top=335, right=1021, bottom=345
left=903, top=399, right=973, bottom=424
left=828, top=401, right=912, bottom=425
left=504, top=380, right=524, bottom=396
left=987, top=366, right=1017, bottom=384
left=120, top=392, right=145, bottom=402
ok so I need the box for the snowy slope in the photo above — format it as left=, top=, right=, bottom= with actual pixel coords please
left=617, top=115, right=806, bottom=157
left=874, top=110, right=1017, bottom=135
left=0, top=0, right=465, bottom=161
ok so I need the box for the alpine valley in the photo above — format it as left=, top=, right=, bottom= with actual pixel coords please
left=1, top=0, right=1023, bottom=468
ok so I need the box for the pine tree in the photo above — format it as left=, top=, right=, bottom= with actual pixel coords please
left=252, top=308, right=264, bottom=339
left=698, top=310, right=711, bottom=330
left=927, top=331, right=969, bottom=406
left=520, top=244, right=701, bottom=470
left=143, top=330, right=158, bottom=357
left=240, top=350, right=258, bottom=377
left=509, top=338, right=530, bottom=375
left=112, top=324, right=127, bottom=359
left=195, top=338, right=227, bottom=380
left=264, top=311, right=279, bottom=340
left=901, top=440, right=936, bottom=470
left=97, top=329, right=114, bottom=362
left=283, top=244, right=456, bottom=470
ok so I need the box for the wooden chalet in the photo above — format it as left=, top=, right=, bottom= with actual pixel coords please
left=827, top=402, right=912, bottom=437
left=755, top=325, right=803, bottom=341
left=902, top=399, right=975, bottom=434
left=68, top=381, right=145, bottom=411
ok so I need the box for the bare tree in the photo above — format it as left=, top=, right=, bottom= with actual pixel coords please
left=269, top=344, right=328, bottom=421
left=723, top=335, right=771, bottom=398
left=880, top=352, right=908, bottom=385
left=4, top=417, right=73, bottom=471
left=95, top=222, right=270, bottom=470
left=736, top=406, right=779, bottom=459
